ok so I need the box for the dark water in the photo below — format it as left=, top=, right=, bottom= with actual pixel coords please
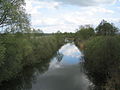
left=0, top=43, right=91, bottom=90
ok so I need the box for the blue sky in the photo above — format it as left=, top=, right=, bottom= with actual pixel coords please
left=25, top=0, right=120, bottom=33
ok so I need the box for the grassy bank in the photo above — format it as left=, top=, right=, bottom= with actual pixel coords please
left=0, top=34, right=64, bottom=83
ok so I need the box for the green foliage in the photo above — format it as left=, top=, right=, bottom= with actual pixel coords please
left=0, top=0, right=31, bottom=82
left=0, top=0, right=30, bottom=33
left=0, top=0, right=64, bottom=84
left=0, top=34, right=64, bottom=83
left=84, top=36, right=120, bottom=87
left=55, top=32, right=65, bottom=46
left=25, top=35, right=62, bottom=65
left=76, top=25, right=95, bottom=40
left=0, top=35, right=25, bottom=81
left=96, top=20, right=118, bottom=36
left=0, top=38, right=5, bottom=67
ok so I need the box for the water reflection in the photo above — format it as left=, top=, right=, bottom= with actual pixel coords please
left=49, top=43, right=82, bottom=69
left=0, top=43, right=89, bottom=90
left=0, top=59, right=50, bottom=90
left=56, top=52, right=63, bottom=62
left=59, top=43, right=81, bottom=58
left=59, top=43, right=81, bottom=64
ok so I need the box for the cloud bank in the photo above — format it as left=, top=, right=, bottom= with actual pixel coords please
left=25, top=0, right=120, bottom=33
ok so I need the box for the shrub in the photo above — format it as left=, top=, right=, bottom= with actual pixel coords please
left=0, top=34, right=64, bottom=83
left=84, top=36, right=120, bottom=87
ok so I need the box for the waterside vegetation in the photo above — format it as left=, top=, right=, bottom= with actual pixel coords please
left=75, top=20, right=120, bottom=90
left=0, top=0, right=64, bottom=83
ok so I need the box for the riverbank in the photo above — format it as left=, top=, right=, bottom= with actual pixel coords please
left=0, top=34, right=64, bottom=83
left=75, top=36, right=120, bottom=90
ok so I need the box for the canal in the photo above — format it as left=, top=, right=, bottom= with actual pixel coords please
left=0, top=43, right=91, bottom=90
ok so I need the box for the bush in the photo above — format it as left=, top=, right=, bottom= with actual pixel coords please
left=84, top=36, right=120, bottom=87
left=0, top=34, right=64, bottom=83
left=0, top=35, right=24, bottom=82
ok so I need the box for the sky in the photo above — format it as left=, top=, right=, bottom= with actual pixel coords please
left=25, top=0, right=120, bottom=33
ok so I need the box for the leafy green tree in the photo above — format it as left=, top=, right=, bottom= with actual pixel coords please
left=76, top=25, right=95, bottom=40
left=96, top=20, right=118, bottom=36
left=0, top=0, right=30, bottom=33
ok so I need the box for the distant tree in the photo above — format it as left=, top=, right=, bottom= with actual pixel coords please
left=76, top=25, right=95, bottom=40
left=38, top=29, right=44, bottom=33
left=96, top=20, right=118, bottom=36
left=56, top=30, right=62, bottom=34
left=31, top=29, right=44, bottom=37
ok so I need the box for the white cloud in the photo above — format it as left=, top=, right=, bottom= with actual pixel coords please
left=25, top=0, right=60, bottom=11
left=60, top=7, right=113, bottom=26
left=25, top=0, right=119, bottom=33
left=25, top=0, right=63, bottom=29
left=39, top=24, right=78, bottom=33
left=90, top=7, right=114, bottom=13
left=32, top=1, right=60, bottom=9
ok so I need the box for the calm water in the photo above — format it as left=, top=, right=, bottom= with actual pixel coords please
left=0, top=43, right=90, bottom=90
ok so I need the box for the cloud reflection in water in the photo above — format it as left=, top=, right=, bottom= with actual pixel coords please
left=49, top=43, right=82, bottom=69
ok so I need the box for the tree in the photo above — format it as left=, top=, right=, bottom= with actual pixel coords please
left=96, top=20, right=118, bottom=36
left=76, top=25, right=95, bottom=40
left=0, top=0, right=30, bottom=33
